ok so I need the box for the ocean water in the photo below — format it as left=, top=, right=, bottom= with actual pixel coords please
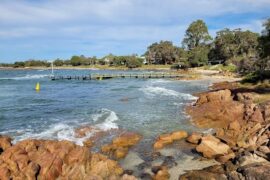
left=0, top=69, right=212, bottom=146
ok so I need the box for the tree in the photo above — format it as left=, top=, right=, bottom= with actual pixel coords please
left=259, top=18, right=270, bottom=58
left=210, top=28, right=259, bottom=65
left=13, top=61, right=25, bottom=68
left=188, top=46, right=210, bottom=67
left=126, top=56, right=143, bottom=68
left=182, top=19, right=212, bottom=50
left=54, top=59, right=64, bottom=66
left=70, top=56, right=82, bottom=66
left=145, top=41, right=179, bottom=65
left=182, top=20, right=212, bottom=66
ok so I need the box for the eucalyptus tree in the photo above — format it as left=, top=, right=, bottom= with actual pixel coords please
left=211, top=28, right=259, bottom=64
left=145, top=41, right=179, bottom=65
left=182, top=20, right=212, bottom=66
left=182, top=19, right=212, bottom=50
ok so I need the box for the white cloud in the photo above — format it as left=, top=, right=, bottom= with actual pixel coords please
left=0, top=0, right=269, bottom=61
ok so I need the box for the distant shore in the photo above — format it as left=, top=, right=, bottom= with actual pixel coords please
left=0, top=64, right=172, bottom=71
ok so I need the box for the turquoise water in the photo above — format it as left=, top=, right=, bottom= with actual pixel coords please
left=0, top=69, right=212, bottom=145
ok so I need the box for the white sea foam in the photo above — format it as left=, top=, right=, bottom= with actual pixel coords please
left=148, top=79, right=171, bottom=84
left=172, top=102, right=184, bottom=106
left=140, top=86, right=197, bottom=100
left=0, top=74, right=49, bottom=80
left=93, top=108, right=119, bottom=131
left=11, top=109, right=119, bottom=146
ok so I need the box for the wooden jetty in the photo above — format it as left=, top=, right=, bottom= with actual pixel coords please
left=50, top=73, right=184, bottom=81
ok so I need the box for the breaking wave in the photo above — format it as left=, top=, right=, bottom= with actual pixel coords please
left=0, top=74, right=49, bottom=80
left=10, top=109, right=119, bottom=146
left=140, top=86, right=197, bottom=100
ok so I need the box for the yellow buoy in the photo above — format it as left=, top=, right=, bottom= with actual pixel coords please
left=99, top=76, right=103, bottom=80
left=35, top=82, right=40, bottom=91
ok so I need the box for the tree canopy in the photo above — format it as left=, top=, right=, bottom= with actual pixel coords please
left=182, top=19, right=212, bottom=50
left=145, top=41, right=180, bottom=65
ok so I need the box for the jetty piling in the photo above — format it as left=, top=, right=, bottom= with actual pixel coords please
left=50, top=73, right=184, bottom=81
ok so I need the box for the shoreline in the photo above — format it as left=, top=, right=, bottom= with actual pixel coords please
left=1, top=72, right=269, bottom=179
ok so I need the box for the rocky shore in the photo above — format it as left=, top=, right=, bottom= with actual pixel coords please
left=1, top=80, right=270, bottom=180
left=181, top=81, right=270, bottom=179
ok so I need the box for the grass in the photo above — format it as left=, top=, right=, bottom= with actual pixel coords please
left=203, top=64, right=237, bottom=72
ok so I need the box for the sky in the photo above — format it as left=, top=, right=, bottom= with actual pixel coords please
left=0, top=0, right=269, bottom=62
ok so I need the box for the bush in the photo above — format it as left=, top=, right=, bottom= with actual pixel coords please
left=126, top=57, right=142, bottom=69
left=242, top=70, right=270, bottom=83
left=13, top=61, right=25, bottom=68
left=170, top=63, right=188, bottom=70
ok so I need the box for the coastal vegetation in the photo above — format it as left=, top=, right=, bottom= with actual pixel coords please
left=1, top=18, right=269, bottom=81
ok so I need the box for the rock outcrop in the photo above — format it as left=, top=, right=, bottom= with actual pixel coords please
left=153, top=130, right=188, bottom=149
left=184, top=85, right=270, bottom=179
left=196, top=135, right=231, bottom=159
left=101, top=132, right=141, bottom=159
left=0, top=139, right=124, bottom=179
left=187, top=89, right=245, bottom=128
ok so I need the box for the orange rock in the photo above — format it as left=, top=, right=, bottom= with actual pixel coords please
left=0, top=135, right=12, bottom=151
left=75, top=126, right=95, bottom=138
left=0, top=138, right=124, bottom=179
left=154, top=130, right=188, bottom=149
left=154, top=166, right=170, bottom=180
left=83, top=139, right=93, bottom=148
left=228, top=121, right=241, bottom=131
left=102, top=132, right=141, bottom=159
left=22, top=162, right=40, bottom=180
left=196, top=135, right=231, bottom=159
left=186, top=132, right=202, bottom=144
left=66, top=146, right=90, bottom=165
left=114, top=147, right=129, bottom=159
left=159, top=134, right=173, bottom=142
left=122, top=174, right=138, bottom=180
left=112, top=132, right=141, bottom=147
left=90, top=157, right=123, bottom=178
left=216, top=152, right=235, bottom=163
left=153, top=141, right=164, bottom=149
left=0, top=166, right=10, bottom=180
left=170, top=131, right=188, bottom=141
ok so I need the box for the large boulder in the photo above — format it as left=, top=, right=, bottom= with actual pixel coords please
left=195, top=89, right=232, bottom=105
left=153, top=130, right=188, bottom=149
left=196, top=135, right=231, bottom=159
left=101, top=132, right=141, bottom=159
left=186, top=132, right=202, bottom=144
left=237, top=162, right=270, bottom=180
left=187, top=89, right=245, bottom=129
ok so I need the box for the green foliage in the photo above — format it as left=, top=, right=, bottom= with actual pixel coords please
left=188, top=46, right=210, bottom=67
left=24, top=60, right=50, bottom=67
left=182, top=19, right=212, bottom=50
left=109, top=55, right=143, bottom=68
left=204, top=64, right=237, bottom=72
left=13, top=61, right=25, bottom=68
left=70, top=55, right=96, bottom=66
left=259, top=18, right=270, bottom=58
left=145, top=41, right=181, bottom=65
left=242, top=70, right=270, bottom=83
left=54, top=59, right=64, bottom=66
left=126, top=57, right=143, bottom=68
left=70, top=56, right=84, bottom=66
left=111, top=56, right=127, bottom=66
left=98, top=59, right=106, bottom=65
left=211, top=28, right=259, bottom=63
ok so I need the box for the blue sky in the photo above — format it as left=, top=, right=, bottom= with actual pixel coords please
left=0, top=0, right=269, bottom=62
